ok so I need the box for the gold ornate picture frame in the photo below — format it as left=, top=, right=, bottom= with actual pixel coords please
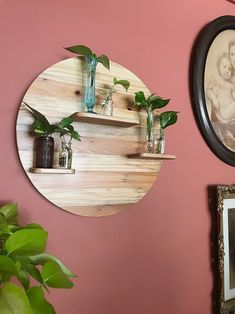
left=217, top=185, right=235, bottom=313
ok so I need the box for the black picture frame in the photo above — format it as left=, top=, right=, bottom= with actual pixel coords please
left=190, top=15, right=235, bottom=166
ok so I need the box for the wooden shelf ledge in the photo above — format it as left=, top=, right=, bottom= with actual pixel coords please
left=29, top=168, right=75, bottom=174
left=127, top=153, right=176, bottom=160
left=70, top=112, right=139, bottom=127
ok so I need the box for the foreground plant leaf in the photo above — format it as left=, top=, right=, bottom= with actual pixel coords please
left=27, top=286, right=55, bottom=314
left=5, top=229, right=48, bottom=256
left=41, top=261, right=74, bottom=288
left=0, top=204, right=18, bottom=225
left=0, top=282, right=33, bottom=314
left=29, top=253, right=77, bottom=278
left=0, top=256, right=17, bottom=277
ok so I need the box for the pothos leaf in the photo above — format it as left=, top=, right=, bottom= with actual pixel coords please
left=97, top=55, right=110, bottom=70
left=60, top=117, right=74, bottom=128
left=160, top=111, right=179, bottom=129
left=135, top=91, right=146, bottom=104
left=64, top=45, right=92, bottom=56
left=113, top=78, right=130, bottom=92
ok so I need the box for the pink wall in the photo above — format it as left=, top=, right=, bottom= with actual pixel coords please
left=1, top=0, right=235, bottom=313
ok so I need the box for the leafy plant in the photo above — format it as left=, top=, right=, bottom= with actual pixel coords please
left=134, top=91, right=178, bottom=129
left=101, top=77, right=130, bottom=112
left=24, top=102, right=81, bottom=142
left=103, top=77, right=130, bottom=100
left=64, top=44, right=110, bottom=70
left=55, top=117, right=81, bottom=144
left=23, top=102, right=56, bottom=136
left=0, top=203, right=76, bottom=314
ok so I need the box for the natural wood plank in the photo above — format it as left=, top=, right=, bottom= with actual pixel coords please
left=128, top=153, right=176, bottom=159
left=16, top=57, right=172, bottom=217
left=71, top=112, right=139, bottom=127
left=63, top=204, right=131, bottom=217
left=29, top=168, right=75, bottom=174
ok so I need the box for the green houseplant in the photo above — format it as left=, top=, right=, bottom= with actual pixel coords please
left=23, top=102, right=56, bottom=168
left=134, top=91, right=178, bottom=153
left=55, top=116, right=81, bottom=169
left=101, top=77, right=130, bottom=116
left=24, top=102, right=81, bottom=169
left=64, top=44, right=110, bottom=113
left=0, top=203, right=76, bottom=314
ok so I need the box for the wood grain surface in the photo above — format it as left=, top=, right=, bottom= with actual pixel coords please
left=16, top=57, right=173, bottom=217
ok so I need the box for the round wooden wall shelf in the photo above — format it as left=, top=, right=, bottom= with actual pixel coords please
left=16, top=57, right=174, bottom=217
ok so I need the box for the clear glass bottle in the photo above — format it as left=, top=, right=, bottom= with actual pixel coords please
left=59, top=142, right=73, bottom=169
left=156, top=128, right=165, bottom=154
left=146, top=110, right=154, bottom=153
left=102, top=94, right=113, bottom=116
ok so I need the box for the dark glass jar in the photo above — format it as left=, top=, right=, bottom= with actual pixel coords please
left=35, top=136, right=54, bottom=168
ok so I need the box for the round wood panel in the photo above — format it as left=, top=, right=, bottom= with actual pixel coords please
left=16, top=57, right=164, bottom=217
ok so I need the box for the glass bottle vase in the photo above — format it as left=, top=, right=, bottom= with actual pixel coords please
left=59, top=142, right=73, bottom=169
left=146, top=110, right=154, bottom=153
left=84, top=55, right=98, bottom=113
left=156, top=128, right=165, bottom=154
left=102, top=95, right=113, bottom=116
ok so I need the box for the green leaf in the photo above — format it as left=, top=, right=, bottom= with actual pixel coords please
left=65, top=125, right=74, bottom=134
left=0, top=282, right=33, bottom=314
left=150, top=95, right=170, bottom=110
left=64, top=45, right=92, bottom=56
left=60, top=117, right=74, bottom=128
left=0, top=214, right=11, bottom=234
left=0, top=204, right=18, bottom=225
left=0, top=256, right=17, bottom=277
left=160, top=111, right=179, bottom=129
left=31, top=120, right=48, bottom=135
left=24, top=103, right=53, bottom=136
left=30, top=253, right=77, bottom=278
left=27, top=286, right=55, bottom=314
left=71, top=130, right=81, bottom=141
left=135, top=91, right=146, bottom=105
left=113, top=79, right=130, bottom=92
left=16, top=257, right=43, bottom=285
left=24, top=223, right=43, bottom=230
left=97, top=55, right=110, bottom=70
left=41, top=261, right=74, bottom=288
left=5, top=229, right=48, bottom=256
left=16, top=270, right=30, bottom=291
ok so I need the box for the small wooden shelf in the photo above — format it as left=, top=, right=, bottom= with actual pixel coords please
left=127, top=153, right=176, bottom=160
left=71, top=112, right=139, bottom=127
left=29, top=168, right=75, bottom=174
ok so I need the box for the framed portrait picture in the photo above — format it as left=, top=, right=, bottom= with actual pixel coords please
left=217, top=185, right=235, bottom=313
left=191, top=15, right=235, bottom=166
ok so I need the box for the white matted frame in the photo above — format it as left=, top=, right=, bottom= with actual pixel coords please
left=217, top=185, right=235, bottom=313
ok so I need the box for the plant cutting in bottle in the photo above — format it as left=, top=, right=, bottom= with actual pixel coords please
left=64, top=44, right=110, bottom=70
left=134, top=91, right=178, bottom=153
left=24, top=102, right=81, bottom=142
left=24, top=102, right=81, bottom=169
left=0, top=203, right=77, bottom=314
left=64, top=45, right=110, bottom=113
left=101, top=77, right=130, bottom=115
